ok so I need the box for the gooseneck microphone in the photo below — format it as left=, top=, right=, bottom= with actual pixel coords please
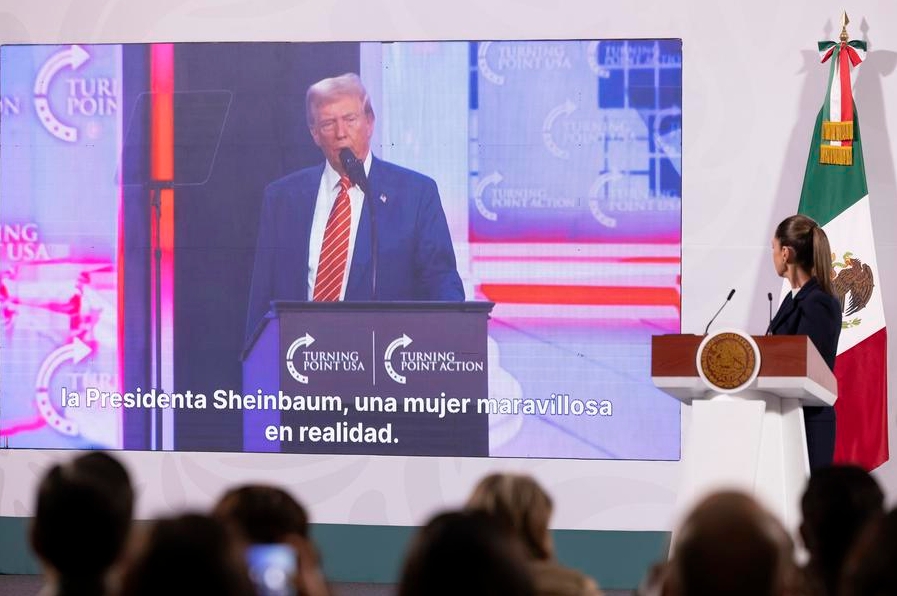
left=765, top=292, right=774, bottom=335
left=703, top=288, right=736, bottom=335
left=338, top=148, right=377, bottom=299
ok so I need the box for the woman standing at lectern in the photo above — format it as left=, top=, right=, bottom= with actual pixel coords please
left=769, top=214, right=842, bottom=471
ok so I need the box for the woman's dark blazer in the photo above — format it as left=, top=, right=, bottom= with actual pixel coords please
left=769, top=276, right=842, bottom=470
left=769, top=277, right=841, bottom=371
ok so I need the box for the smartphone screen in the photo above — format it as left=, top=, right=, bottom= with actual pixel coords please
left=246, top=543, right=298, bottom=596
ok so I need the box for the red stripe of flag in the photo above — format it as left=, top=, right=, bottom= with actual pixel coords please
left=839, top=43, right=853, bottom=147
left=834, top=327, right=889, bottom=470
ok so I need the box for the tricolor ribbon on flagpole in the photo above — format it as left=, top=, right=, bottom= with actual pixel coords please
left=817, top=39, right=867, bottom=165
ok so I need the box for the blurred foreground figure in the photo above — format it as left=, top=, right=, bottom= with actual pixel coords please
left=466, top=473, right=603, bottom=596
left=31, top=452, right=133, bottom=596
left=398, top=509, right=536, bottom=596
left=666, top=491, right=798, bottom=596
left=840, top=508, right=897, bottom=596
left=800, top=465, right=884, bottom=596
left=213, top=484, right=330, bottom=596
left=118, top=513, right=255, bottom=596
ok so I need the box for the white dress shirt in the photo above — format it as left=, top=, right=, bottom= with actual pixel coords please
left=306, top=152, right=371, bottom=300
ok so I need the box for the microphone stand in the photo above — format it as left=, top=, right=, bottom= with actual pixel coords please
left=703, top=289, right=735, bottom=335
left=366, top=185, right=377, bottom=301
left=340, top=149, right=377, bottom=300
left=147, top=180, right=173, bottom=450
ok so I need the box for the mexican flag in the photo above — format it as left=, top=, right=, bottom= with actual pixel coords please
left=798, top=37, right=889, bottom=470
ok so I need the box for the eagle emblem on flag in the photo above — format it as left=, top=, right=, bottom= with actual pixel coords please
left=832, top=251, right=875, bottom=327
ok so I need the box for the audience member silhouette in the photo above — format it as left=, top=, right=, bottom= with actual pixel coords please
left=38, top=461, right=894, bottom=596
left=118, top=513, right=256, bottom=596
left=213, top=485, right=329, bottom=596
left=840, top=507, right=897, bottom=596
left=30, top=452, right=134, bottom=596
left=800, top=465, right=884, bottom=596
left=398, top=509, right=536, bottom=596
left=466, top=473, right=603, bottom=596
left=666, top=491, right=797, bottom=596
left=214, top=485, right=310, bottom=542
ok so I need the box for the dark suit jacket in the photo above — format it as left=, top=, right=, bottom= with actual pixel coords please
left=246, top=156, right=464, bottom=337
left=769, top=277, right=842, bottom=371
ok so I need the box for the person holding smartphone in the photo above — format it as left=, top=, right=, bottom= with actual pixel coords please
left=213, top=485, right=330, bottom=596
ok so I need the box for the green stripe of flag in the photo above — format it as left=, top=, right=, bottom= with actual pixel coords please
left=798, top=106, right=868, bottom=226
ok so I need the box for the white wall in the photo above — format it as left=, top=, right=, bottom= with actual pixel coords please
left=0, top=0, right=895, bottom=531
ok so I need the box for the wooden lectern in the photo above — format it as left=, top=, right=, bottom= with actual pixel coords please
left=652, top=333, right=837, bottom=535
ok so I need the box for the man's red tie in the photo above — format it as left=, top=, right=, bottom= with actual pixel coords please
left=313, top=176, right=352, bottom=301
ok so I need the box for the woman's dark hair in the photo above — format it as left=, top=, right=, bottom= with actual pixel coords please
left=841, top=508, right=897, bottom=596
left=669, top=491, right=796, bottom=596
left=801, top=465, right=884, bottom=596
left=119, top=514, right=256, bottom=596
left=775, top=214, right=834, bottom=295
left=31, top=452, right=134, bottom=580
left=213, top=484, right=309, bottom=543
left=398, top=510, right=535, bottom=596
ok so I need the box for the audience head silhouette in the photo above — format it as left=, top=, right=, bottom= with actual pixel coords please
left=466, top=472, right=554, bottom=560
left=801, top=465, right=884, bottom=596
left=119, top=513, right=255, bottom=596
left=213, top=484, right=309, bottom=543
left=668, top=491, right=795, bottom=596
left=213, top=484, right=332, bottom=596
left=841, top=507, right=897, bottom=596
left=30, top=451, right=134, bottom=593
left=398, top=509, right=535, bottom=596
left=466, top=473, right=604, bottom=596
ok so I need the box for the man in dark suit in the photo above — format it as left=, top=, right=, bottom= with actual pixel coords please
left=246, top=73, right=464, bottom=337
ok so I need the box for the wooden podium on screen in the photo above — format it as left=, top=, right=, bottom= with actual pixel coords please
left=651, top=331, right=837, bottom=533
left=242, top=301, right=493, bottom=457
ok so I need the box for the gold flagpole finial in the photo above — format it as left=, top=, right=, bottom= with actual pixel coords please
left=840, top=11, right=850, bottom=42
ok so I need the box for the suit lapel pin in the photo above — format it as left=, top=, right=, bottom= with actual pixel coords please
left=380, top=193, right=388, bottom=204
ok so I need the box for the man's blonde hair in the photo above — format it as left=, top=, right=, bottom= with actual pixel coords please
left=306, top=72, right=374, bottom=127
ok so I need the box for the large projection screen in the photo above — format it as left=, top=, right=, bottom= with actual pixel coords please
left=1, top=39, right=685, bottom=528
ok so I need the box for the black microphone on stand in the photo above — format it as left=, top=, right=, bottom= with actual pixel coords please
left=339, top=148, right=369, bottom=195
left=703, top=288, right=736, bottom=335
left=339, top=148, right=377, bottom=299
left=765, top=292, right=774, bottom=335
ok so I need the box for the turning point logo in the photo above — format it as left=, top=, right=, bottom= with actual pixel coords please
left=34, top=45, right=90, bottom=142
left=284, top=333, right=365, bottom=384
left=32, top=45, right=119, bottom=143
left=383, top=333, right=484, bottom=384
left=286, top=333, right=316, bottom=384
